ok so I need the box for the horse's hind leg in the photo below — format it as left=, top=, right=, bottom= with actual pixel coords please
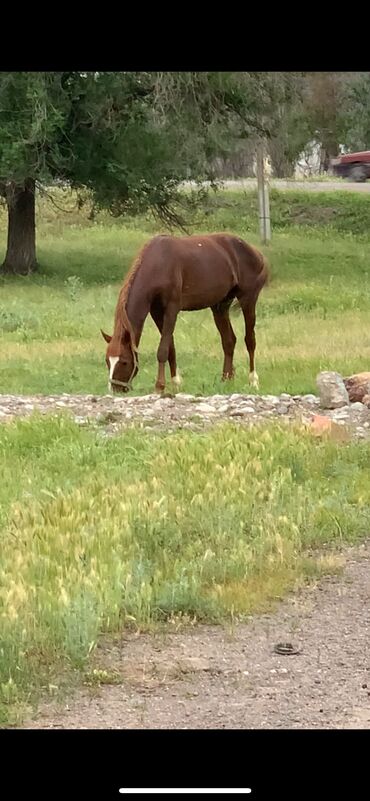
left=212, top=304, right=236, bottom=380
left=239, top=294, right=259, bottom=389
left=151, top=303, right=181, bottom=390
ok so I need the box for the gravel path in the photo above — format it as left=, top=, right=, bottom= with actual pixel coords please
left=22, top=542, right=370, bottom=729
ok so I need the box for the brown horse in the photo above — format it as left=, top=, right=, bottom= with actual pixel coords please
left=101, top=233, right=268, bottom=393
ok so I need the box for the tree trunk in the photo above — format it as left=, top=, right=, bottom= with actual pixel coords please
left=0, top=179, right=37, bottom=275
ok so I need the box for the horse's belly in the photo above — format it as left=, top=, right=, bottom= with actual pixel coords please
left=180, top=283, right=235, bottom=311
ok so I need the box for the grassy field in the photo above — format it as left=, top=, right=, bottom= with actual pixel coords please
left=0, top=186, right=370, bottom=724
left=1, top=188, right=370, bottom=396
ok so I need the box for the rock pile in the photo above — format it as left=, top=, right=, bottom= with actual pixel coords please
left=0, top=381, right=369, bottom=440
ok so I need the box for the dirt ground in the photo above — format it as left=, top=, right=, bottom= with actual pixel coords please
left=22, top=541, right=370, bottom=730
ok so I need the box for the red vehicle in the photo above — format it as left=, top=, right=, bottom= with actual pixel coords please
left=331, top=150, right=370, bottom=182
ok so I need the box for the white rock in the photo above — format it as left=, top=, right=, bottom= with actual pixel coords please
left=316, top=371, right=349, bottom=409
left=194, top=403, right=217, bottom=414
left=239, top=406, right=255, bottom=414
left=351, top=402, right=365, bottom=412
left=176, top=393, right=194, bottom=402
left=276, top=404, right=289, bottom=415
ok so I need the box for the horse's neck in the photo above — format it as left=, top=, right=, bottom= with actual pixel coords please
left=125, top=285, right=150, bottom=347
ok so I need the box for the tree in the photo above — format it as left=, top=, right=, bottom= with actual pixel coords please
left=337, top=72, right=370, bottom=152
left=0, top=71, right=283, bottom=275
left=267, top=73, right=313, bottom=177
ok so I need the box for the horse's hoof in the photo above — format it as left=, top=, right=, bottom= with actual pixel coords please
left=222, top=371, right=235, bottom=381
left=249, top=371, right=259, bottom=389
left=155, top=383, right=165, bottom=393
left=172, top=372, right=182, bottom=388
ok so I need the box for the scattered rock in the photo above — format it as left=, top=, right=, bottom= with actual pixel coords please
left=316, top=371, right=349, bottom=409
left=0, top=388, right=368, bottom=442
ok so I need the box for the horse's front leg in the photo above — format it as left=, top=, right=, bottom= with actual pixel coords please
left=155, top=303, right=179, bottom=392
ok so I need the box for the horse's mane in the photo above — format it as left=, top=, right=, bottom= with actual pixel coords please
left=114, top=240, right=153, bottom=351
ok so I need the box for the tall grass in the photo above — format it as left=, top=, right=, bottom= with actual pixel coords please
left=0, top=416, right=370, bottom=723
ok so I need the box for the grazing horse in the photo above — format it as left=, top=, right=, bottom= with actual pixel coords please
left=101, top=233, right=268, bottom=394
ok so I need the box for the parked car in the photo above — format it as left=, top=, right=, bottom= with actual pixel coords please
left=331, top=150, right=370, bottom=182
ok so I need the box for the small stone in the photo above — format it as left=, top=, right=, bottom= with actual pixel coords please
left=364, top=422, right=369, bottom=429
left=279, top=393, right=291, bottom=401
left=332, top=408, right=349, bottom=418
left=194, top=403, right=217, bottom=414
left=218, top=403, right=230, bottom=413
left=276, top=404, right=289, bottom=415
left=302, top=394, right=318, bottom=404
left=230, top=406, right=255, bottom=417
left=351, top=402, right=365, bottom=411
left=316, top=371, right=349, bottom=409
left=176, top=393, right=194, bottom=403
left=55, top=401, right=66, bottom=407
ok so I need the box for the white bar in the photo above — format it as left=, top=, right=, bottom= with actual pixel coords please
left=119, top=790, right=252, bottom=795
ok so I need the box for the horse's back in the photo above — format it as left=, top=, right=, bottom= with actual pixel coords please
left=140, top=233, right=267, bottom=310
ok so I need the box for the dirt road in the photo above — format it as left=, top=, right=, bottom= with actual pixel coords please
left=23, top=542, right=370, bottom=729
left=183, top=178, right=370, bottom=193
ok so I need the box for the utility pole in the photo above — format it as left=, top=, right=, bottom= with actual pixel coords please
left=256, top=141, right=271, bottom=244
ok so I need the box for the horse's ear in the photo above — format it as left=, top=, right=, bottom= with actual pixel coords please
left=101, top=329, right=112, bottom=344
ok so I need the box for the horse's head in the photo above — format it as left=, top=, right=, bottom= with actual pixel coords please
left=101, top=329, right=138, bottom=393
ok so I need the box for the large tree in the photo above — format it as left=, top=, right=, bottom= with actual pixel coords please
left=0, top=71, right=281, bottom=275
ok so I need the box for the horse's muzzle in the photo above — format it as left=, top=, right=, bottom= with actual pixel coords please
left=109, top=378, right=131, bottom=394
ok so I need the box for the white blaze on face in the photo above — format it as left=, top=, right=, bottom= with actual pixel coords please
left=109, top=356, right=119, bottom=382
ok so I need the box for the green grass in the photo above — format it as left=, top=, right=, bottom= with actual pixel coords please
left=1, top=185, right=370, bottom=724
left=0, top=416, right=370, bottom=724
left=1, top=188, right=370, bottom=397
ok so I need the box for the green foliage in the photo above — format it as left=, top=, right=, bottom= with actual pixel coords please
left=0, top=71, right=286, bottom=227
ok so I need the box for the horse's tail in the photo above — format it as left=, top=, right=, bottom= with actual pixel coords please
left=230, top=245, right=269, bottom=315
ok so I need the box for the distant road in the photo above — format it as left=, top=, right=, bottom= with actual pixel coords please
left=182, top=179, right=370, bottom=194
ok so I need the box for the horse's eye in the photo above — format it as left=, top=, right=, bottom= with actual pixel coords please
left=121, top=360, right=128, bottom=366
